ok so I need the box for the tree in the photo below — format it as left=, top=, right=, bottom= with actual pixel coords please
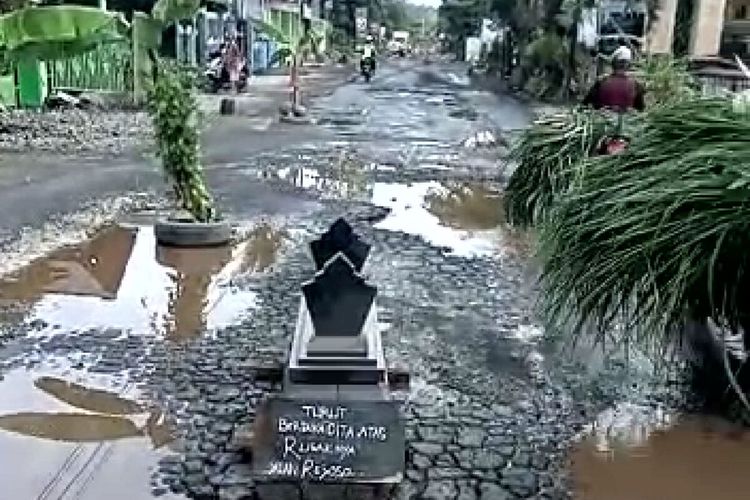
left=382, top=0, right=408, bottom=31
left=0, top=0, right=27, bottom=13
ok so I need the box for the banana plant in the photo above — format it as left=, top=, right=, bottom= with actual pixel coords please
left=249, top=17, right=322, bottom=106
left=0, top=5, right=130, bottom=60
left=132, top=0, right=202, bottom=92
left=250, top=17, right=322, bottom=65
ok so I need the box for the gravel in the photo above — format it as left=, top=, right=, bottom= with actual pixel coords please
left=0, top=108, right=150, bottom=155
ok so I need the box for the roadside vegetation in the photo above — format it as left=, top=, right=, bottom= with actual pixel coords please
left=439, top=0, right=661, bottom=101
left=503, top=52, right=750, bottom=409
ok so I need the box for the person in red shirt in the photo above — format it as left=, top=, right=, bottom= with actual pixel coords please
left=583, top=45, right=645, bottom=112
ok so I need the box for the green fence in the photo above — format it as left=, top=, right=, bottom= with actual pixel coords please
left=0, top=74, right=15, bottom=107
left=47, top=42, right=133, bottom=93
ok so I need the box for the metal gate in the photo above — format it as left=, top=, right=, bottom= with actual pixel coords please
left=47, top=42, right=133, bottom=93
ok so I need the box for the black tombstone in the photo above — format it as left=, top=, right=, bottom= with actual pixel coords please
left=302, top=253, right=376, bottom=338
left=309, top=218, right=370, bottom=272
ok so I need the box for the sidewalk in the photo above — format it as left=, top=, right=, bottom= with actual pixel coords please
left=197, top=63, right=354, bottom=119
left=199, top=63, right=354, bottom=165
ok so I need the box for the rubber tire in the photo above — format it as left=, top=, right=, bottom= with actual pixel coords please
left=280, top=114, right=312, bottom=125
left=220, top=98, right=236, bottom=115
left=154, top=218, right=232, bottom=247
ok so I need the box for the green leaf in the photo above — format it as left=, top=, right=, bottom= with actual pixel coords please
left=248, top=17, right=290, bottom=47
left=0, top=6, right=129, bottom=60
left=151, top=0, right=201, bottom=24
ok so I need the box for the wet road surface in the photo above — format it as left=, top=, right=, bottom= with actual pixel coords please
left=0, top=59, right=746, bottom=500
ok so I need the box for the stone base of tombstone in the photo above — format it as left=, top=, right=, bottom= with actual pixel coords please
left=255, top=481, right=301, bottom=500
left=254, top=482, right=391, bottom=500
left=287, top=296, right=386, bottom=384
left=301, top=483, right=391, bottom=500
left=249, top=219, right=405, bottom=492
left=387, top=364, right=411, bottom=391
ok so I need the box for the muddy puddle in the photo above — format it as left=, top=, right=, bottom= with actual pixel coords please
left=572, top=411, right=750, bottom=500
left=0, top=222, right=285, bottom=342
left=373, top=181, right=530, bottom=257
left=0, top=358, right=179, bottom=499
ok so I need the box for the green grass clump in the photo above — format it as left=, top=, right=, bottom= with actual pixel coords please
left=538, top=96, right=750, bottom=353
left=504, top=109, right=614, bottom=228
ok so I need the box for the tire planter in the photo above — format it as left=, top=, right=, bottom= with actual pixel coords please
left=154, top=217, right=232, bottom=247
left=279, top=113, right=312, bottom=125
left=155, top=243, right=232, bottom=273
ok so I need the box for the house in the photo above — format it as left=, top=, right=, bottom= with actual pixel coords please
left=647, top=0, right=750, bottom=60
left=721, top=0, right=750, bottom=60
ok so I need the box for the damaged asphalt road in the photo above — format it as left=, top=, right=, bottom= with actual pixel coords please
left=0, top=60, right=688, bottom=500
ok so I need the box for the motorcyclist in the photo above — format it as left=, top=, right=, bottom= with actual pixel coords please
left=361, top=35, right=377, bottom=73
left=583, top=45, right=645, bottom=112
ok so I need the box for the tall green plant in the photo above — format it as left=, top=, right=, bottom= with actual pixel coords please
left=250, top=17, right=320, bottom=65
left=538, top=97, right=750, bottom=354
left=635, top=54, right=697, bottom=108
left=504, top=108, right=615, bottom=228
left=146, top=63, right=215, bottom=222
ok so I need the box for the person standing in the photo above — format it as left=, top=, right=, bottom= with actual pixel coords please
left=222, top=36, right=243, bottom=93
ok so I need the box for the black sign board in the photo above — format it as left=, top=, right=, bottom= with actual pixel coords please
left=252, top=397, right=405, bottom=483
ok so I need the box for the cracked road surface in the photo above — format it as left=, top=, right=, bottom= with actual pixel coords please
left=0, top=59, right=698, bottom=500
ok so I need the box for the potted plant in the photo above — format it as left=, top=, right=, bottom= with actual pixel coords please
left=146, top=61, right=231, bottom=247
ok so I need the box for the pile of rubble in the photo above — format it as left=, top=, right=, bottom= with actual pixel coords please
left=0, top=93, right=150, bottom=155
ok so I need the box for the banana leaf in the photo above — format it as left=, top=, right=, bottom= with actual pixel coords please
left=0, top=6, right=130, bottom=60
left=151, top=0, right=201, bottom=24
left=134, top=12, right=164, bottom=51
left=248, top=17, right=290, bottom=48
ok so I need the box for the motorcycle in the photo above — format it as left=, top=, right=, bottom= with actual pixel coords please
left=205, top=53, right=249, bottom=93
left=597, top=135, right=630, bottom=155
left=596, top=111, right=630, bottom=156
left=360, top=57, right=375, bottom=82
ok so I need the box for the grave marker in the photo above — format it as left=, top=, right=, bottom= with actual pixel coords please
left=252, top=397, right=404, bottom=482
left=249, top=218, right=406, bottom=496
left=309, top=218, right=370, bottom=272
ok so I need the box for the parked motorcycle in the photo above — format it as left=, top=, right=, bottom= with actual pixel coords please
left=205, top=54, right=249, bottom=93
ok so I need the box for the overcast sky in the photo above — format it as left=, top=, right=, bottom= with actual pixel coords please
left=407, top=0, right=441, bottom=9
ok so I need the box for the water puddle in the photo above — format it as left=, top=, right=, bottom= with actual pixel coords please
left=0, top=360, right=178, bottom=499
left=0, top=222, right=284, bottom=342
left=269, top=164, right=369, bottom=200
left=371, top=181, right=510, bottom=257
left=572, top=413, right=750, bottom=500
